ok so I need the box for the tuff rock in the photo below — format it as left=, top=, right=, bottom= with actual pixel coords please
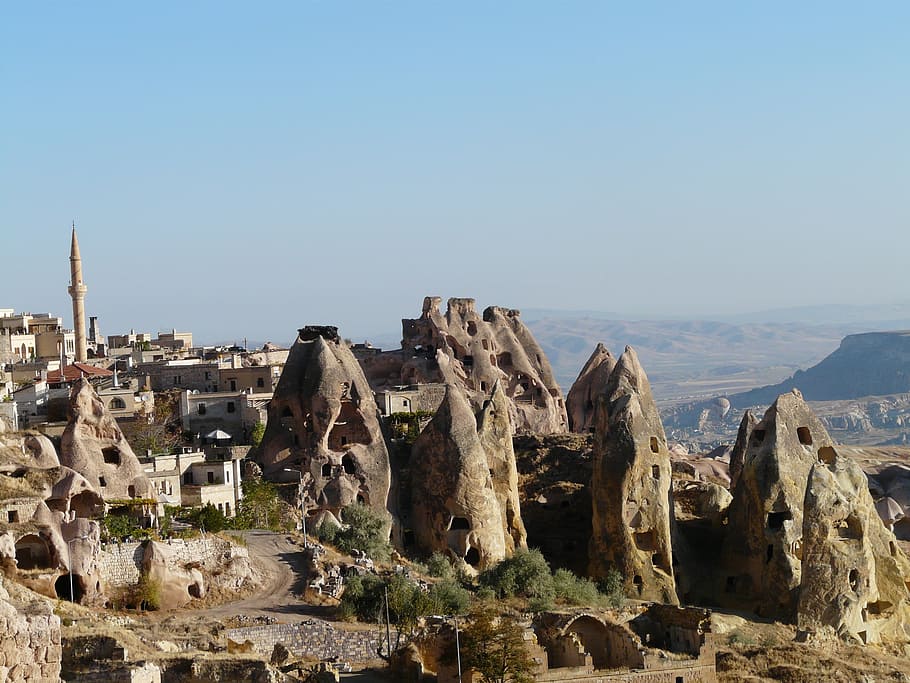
left=410, top=385, right=508, bottom=570
left=257, top=326, right=392, bottom=529
left=566, top=343, right=616, bottom=434
left=588, top=346, right=677, bottom=603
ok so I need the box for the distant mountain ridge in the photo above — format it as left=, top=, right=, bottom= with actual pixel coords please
left=729, top=331, right=910, bottom=407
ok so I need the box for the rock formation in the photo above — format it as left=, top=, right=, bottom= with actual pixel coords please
left=257, top=326, right=392, bottom=529
left=721, top=389, right=837, bottom=619
left=588, top=346, right=677, bottom=604
left=60, top=379, right=154, bottom=503
left=728, top=410, right=757, bottom=489
left=142, top=540, right=205, bottom=609
left=477, top=381, right=527, bottom=554
left=410, top=385, right=508, bottom=570
left=566, top=343, right=616, bottom=434
left=361, top=297, right=568, bottom=434
left=798, top=445, right=910, bottom=643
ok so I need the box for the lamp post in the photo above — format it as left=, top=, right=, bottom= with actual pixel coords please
left=453, top=615, right=462, bottom=683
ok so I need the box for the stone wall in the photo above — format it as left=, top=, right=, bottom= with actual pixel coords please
left=98, top=536, right=232, bottom=587
left=0, top=579, right=62, bottom=683
left=225, top=618, right=396, bottom=663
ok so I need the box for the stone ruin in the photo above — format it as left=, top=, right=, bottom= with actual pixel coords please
left=588, top=346, right=678, bottom=604
left=60, top=378, right=155, bottom=505
left=257, top=326, right=392, bottom=530
left=360, top=296, right=568, bottom=434
left=566, top=342, right=616, bottom=434
left=410, top=383, right=528, bottom=570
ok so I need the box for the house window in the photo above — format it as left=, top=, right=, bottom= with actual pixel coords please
left=205, top=371, right=210, bottom=380
left=207, top=471, right=215, bottom=484
left=257, top=377, right=265, bottom=388
left=184, top=472, right=193, bottom=485
left=226, top=470, right=230, bottom=483
left=198, top=404, right=207, bottom=415
left=230, top=380, right=237, bottom=391
left=7, top=510, right=18, bottom=523
left=227, top=402, right=236, bottom=413
left=109, top=397, right=126, bottom=410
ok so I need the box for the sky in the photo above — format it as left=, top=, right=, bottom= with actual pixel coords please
left=2, top=2, right=908, bottom=345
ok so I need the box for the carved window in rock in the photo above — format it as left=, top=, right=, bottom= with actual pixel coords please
left=321, top=463, right=332, bottom=478
left=464, top=546, right=480, bottom=567
left=649, top=437, right=660, bottom=454
left=797, top=427, right=812, bottom=445
left=15, top=534, right=53, bottom=570
left=467, top=321, right=477, bottom=336
left=7, top=510, right=19, bottom=523
left=328, top=401, right=371, bottom=451
left=818, top=446, right=836, bottom=466
left=651, top=464, right=660, bottom=479
left=102, top=447, right=121, bottom=465
left=849, top=568, right=860, bottom=592
left=281, top=407, right=293, bottom=419
left=342, top=453, right=357, bottom=475
left=449, top=516, right=471, bottom=531
left=752, top=429, right=766, bottom=446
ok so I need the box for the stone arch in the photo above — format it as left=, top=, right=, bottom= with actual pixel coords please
left=15, top=533, right=54, bottom=570
left=109, top=396, right=126, bottom=410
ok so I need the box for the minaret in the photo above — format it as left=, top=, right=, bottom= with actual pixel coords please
left=68, top=224, right=88, bottom=363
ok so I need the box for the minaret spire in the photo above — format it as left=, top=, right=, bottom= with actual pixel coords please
left=68, top=223, right=88, bottom=362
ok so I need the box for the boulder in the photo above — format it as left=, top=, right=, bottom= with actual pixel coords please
left=257, top=326, right=392, bottom=530
left=59, top=379, right=154, bottom=502
left=477, top=381, right=527, bottom=554
left=410, top=385, right=507, bottom=570
left=141, top=540, right=205, bottom=609
left=566, top=343, right=616, bottom=434
left=588, top=346, right=678, bottom=604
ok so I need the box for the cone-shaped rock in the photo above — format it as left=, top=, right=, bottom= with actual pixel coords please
left=257, top=326, right=391, bottom=526
left=798, top=446, right=910, bottom=642
left=477, top=380, right=527, bottom=554
left=721, top=389, right=832, bottom=619
left=60, top=379, right=154, bottom=501
left=410, top=385, right=507, bottom=570
left=729, top=410, right=758, bottom=489
left=588, top=346, right=677, bottom=603
left=566, top=343, right=617, bottom=434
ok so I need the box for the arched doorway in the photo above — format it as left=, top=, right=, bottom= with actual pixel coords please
left=15, top=534, right=54, bottom=570
left=55, top=573, right=85, bottom=603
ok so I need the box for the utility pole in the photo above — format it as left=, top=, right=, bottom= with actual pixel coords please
left=453, top=615, right=462, bottom=683
left=384, top=585, right=392, bottom=657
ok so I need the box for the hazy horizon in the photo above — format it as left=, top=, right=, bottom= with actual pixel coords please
left=4, top=3, right=908, bottom=344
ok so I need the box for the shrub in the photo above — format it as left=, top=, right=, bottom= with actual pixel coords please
left=135, top=573, right=162, bottom=611
left=234, top=479, right=282, bottom=530
left=187, top=503, right=228, bottom=533
left=479, top=548, right=555, bottom=602
left=426, top=551, right=457, bottom=581
left=553, top=568, right=602, bottom=607
left=427, top=578, right=471, bottom=616
left=598, top=568, right=625, bottom=608
left=339, top=572, right=387, bottom=622
left=332, top=503, right=391, bottom=561
left=102, top=513, right=140, bottom=542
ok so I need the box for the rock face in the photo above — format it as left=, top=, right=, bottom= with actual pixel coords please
left=60, top=379, right=154, bottom=502
left=566, top=343, right=616, bottom=434
left=588, top=346, right=677, bottom=604
left=477, top=381, right=527, bottom=554
left=410, top=385, right=508, bottom=570
left=364, top=297, right=568, bottom=434
left=798, top=446, right=910, bottom=643
left=728, top=410, right=757, bottom=489
left=257, top=326, right=392, bottom=528
left=721, top=389, right=837, bottom=619
left=142, top=540, right=205, bottom=609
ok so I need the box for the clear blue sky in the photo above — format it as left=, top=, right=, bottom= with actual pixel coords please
left=2, top=2, right=908, bottom=344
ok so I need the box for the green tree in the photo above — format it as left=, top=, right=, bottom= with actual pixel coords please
left=597, top=568, right=625, bottom=608
left=188, top=503, right=228, bottom=533
left=250, top=421, right=266, bottom=447
left=102, top=512, right=140, bottom=541
left=479, top=548, right=555, bottom=603
left=459, top=605, right=536, bottom=683
left=332, top=503, right=390, bottom=560
left=234, top=479, right=282, bottom=529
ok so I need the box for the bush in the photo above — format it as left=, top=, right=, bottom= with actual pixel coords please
left=135, top=573, right=162, bottom=611
left=426, top=551, right=457, bottom=581
left=250, top=421, right=266, bottom=447
left=339, top=572, right=386, bottom=622
left=187, top=503, right=228, bottom=533
left=598, top=568, right=625, bottom=608
left=234, top=479, right=282, bottom=530
left=102, top=513, right=140, bottom=542
left=553, top=568, right=602, bottom=607
left=332, top=503, right=390, bottom=561
left=427, top=578, right=471, bottom=616
left=479, top=548, right=555, bottom=602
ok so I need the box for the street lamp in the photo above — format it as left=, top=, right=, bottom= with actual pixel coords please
left=66, top=535, right=90, bottom=603
left=453, top=615, right=462, bottom=683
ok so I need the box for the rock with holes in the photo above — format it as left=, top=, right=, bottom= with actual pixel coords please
left=721, top=389, right=836, bottom=619
left=59, top=379, right=154, bottom=503
left=361, top=296, right=568, bottom=434
left=588, top=346, right=678, bottom=604
left=410, top=385, right=507, bottom=570
left=142, top=540, right=205, bottom=609
left=798, top=446, right=910, bottom=643
left=477, top=380, right=527, bottom=554
left=566, top=343, right=617, bottom=434
left=257, top=326, right=392, bottom=530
